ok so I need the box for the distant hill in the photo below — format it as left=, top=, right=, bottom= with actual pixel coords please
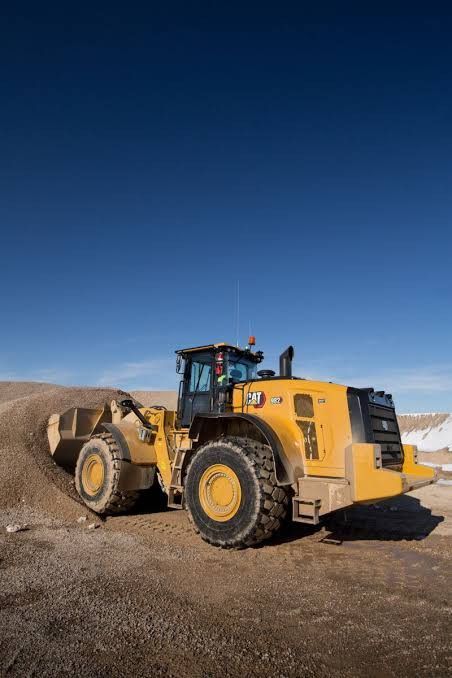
left=398, top=413, right=452, bottom=452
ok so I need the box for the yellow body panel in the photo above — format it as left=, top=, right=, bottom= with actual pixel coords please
left=113, top=408, right=178, bottom=490
left=345, top=443, right=435, bottom=502
left=149, top=409, right=175, bottom=489
left=232, top=379, right=435, bottom=507
left=113, top=420, right=158, bottom=465
left=345, top=443, right=404, bottom=502
left=233, top=379, right=352, bottom=478
left=402, top=444, right=436, bottom=479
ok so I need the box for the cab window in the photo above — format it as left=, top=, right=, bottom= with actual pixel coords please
left=189, top=361, right=212, bottom=392
left=228, top=359, right=257, bottom=382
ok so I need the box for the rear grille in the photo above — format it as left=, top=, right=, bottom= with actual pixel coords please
left=368, top=404, right=403, bottom=469
left=347, top=388, right=404, bottom=471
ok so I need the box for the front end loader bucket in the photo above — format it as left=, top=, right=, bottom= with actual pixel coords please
left=47, top=405, right=112, bottom=468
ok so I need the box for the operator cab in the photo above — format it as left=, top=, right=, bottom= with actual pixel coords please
left=176, top=342, right=263, bottom=427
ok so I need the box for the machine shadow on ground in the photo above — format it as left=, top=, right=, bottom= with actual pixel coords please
left=123, top=487, right=444, bottom=548
left=321, top=495, right=442, bottom=544
left=261, top=494, right=444, bottom=548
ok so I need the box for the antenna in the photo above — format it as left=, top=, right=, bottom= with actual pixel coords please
left=235, top=280, right=240, bottom=346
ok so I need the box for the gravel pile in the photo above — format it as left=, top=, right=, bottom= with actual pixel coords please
left=0, top=381, right=60, bottom=405
left=0, top=382, right=127, bottom=522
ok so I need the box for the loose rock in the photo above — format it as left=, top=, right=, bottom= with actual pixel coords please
left=6, top=524, right=26, bottom=533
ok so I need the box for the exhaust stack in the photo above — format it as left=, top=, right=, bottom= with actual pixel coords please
left=279, top=346, right=294, bottom=378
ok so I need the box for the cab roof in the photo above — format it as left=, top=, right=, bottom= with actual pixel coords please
left=176, top=342, right=261, bottom=360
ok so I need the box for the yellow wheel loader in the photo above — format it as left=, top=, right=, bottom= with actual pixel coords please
left=47, top=341, right=436, bottom=548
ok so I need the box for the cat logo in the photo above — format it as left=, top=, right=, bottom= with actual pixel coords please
left=246, top=391, right=266, bottom=408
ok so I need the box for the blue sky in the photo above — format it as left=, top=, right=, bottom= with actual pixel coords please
left=1, top=4, right=451, bottom=412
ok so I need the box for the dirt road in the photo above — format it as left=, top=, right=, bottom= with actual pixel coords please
left=1, top=488, right=451, bottom=678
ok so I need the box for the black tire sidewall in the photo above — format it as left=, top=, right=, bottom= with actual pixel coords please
left=185, top=442, right=261, bottom=545
left=75, top=439, right=115, bottom=509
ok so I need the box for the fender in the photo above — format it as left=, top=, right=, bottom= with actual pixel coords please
left=102, top=422, right=131, bottom=460
left=101, top=423, right=155, bottom=490
left=189, top=413, right=293, bottom=485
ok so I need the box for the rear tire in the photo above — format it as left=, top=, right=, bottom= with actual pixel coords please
left=184, top=436, right=289, bottom=548
left=75, top=433, right=139, bottom=514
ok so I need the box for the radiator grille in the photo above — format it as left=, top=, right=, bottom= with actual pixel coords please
left=368, top=404, right=403, bottom=469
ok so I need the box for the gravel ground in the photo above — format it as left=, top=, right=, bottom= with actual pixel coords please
left=0, top=382, right=451, bottom=677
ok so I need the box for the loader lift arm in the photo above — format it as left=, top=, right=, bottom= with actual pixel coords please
left=119, top=399, right=154, bottom=429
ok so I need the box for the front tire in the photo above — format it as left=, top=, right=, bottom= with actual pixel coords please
left=75, top=433, right=139, bottom=514
left=184, top=436, right=289, bottom=548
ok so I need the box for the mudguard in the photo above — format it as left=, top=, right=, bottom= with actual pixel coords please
left=101, top=423, right=155, bottom=490
left=189, top=413, right=293, bottom=485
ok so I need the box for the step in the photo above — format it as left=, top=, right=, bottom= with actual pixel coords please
left=167, top=486, right=184, bottom=509
left=292, top=497, right=321, bottom=525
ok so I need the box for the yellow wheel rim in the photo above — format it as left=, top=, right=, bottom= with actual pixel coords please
left=82, top=454, right=105, bottom=496
left=199, top=463, right=242, bottom=522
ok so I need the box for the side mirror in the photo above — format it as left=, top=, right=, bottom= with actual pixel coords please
left=176, top=355, right=185, bottom=374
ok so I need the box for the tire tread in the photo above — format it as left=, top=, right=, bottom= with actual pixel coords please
left=185, top=436, right=289, bottom=549
left=75, top=433, right=139, bottom=515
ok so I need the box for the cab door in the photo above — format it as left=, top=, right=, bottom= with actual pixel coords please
left=180, top=354, right=213, bottom=427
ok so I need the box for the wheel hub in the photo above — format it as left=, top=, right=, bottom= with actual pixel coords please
left=199, top=463, right=242, bottom=521
left=82, top=453, right=105, bottom=496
